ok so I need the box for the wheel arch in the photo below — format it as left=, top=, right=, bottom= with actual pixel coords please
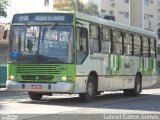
left=89, top=71, right=98, bottom=91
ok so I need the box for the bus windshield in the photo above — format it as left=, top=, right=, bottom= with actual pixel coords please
left=10, top=25, right=74, bottom=64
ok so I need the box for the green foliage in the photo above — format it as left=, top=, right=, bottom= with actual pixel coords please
left=0, top=0, right=8, bottom=18
left=82, top=0, right=99, bottom=16
left=70, top=0, right=84, bottom=12
left=56, top=0, right=99, bottom=17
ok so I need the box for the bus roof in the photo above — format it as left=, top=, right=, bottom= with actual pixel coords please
left=76, top=12, right=157, bottom=38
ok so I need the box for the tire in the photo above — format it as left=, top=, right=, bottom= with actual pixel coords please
left=28, top=92, right=43, bottom=100
left=79, top=75, right=96, bottom=102
left=133, top=74, right=141, bottom=96
left=123, top=74, right=141, bottom=97
left=96, top=92, right=101, bottom=95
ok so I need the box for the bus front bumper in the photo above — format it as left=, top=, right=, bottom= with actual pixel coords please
left=6, top=80, right=73, bottom=93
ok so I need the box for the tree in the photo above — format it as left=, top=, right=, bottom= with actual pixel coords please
left=53, top=0, right=99, bottom=16
left=0, top=0, right=8, bottom=18
left=70, top=0, right=99, bottom=16
left=70, top=0, right=84, bottom=12
left=82, top=0, right=99, bottom=16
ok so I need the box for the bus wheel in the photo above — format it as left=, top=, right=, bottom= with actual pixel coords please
left=133, top=74, right=141, bottom=96
left=28, top=92, right=43, bottom=100
left=96, top=91, right=102, bottom=95
left=96, top=91, right=104, bottom=95
left=79, top=75, right=96, bottom=102
left=123, top=74, right=141, bottom=97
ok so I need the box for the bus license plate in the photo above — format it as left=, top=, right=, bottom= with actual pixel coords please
left=32, top=85, right=42, bottom=89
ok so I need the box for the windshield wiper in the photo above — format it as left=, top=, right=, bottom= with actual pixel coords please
left=49, top=23, right=57, bottom=30
left=42, top=23, right=58, bottom=43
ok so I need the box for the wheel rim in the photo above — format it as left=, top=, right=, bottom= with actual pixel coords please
left=87, top=83, right=93, bottom=96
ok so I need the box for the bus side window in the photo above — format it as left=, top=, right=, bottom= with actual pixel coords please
left=77, top=28, right=88, bottom=52
left=76, top=27, right=88, bottom=64
left=101, top=27, right=111, bottom=53
left=142, top=36, right=149, bottom=57
left=150, top=38, right=156, bottom=58
left=134, top=35, right=141, bottom=56
left=89, top=25, right=100, bottom=53
left=157, top=43, right=160, bottom=56
left=124, top=32, right=132, bottom=56
left=112, top=30, right=122, bottom=55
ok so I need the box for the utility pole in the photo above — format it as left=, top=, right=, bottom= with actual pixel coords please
left=76, top=0, right=78, bottom=12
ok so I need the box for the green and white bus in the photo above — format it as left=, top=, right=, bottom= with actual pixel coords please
left=157, top=40, right=160, bottom=75
left=6, top=12, right=157, bottom=102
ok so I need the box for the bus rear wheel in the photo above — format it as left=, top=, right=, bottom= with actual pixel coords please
left=28, top=92, right=43, bottom=100
left=79, top=75, right=96, bottom=102
left=123, top=74, right=141, bottom=97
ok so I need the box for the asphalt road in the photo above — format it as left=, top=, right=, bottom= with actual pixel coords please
left=0, top=89, right=160, bottom=120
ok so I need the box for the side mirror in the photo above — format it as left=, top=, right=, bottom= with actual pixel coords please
left=3, top=29, right=8, bottom=39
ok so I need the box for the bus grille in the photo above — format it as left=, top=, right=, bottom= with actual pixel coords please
left=21, top=75, right=53, bottom=80
left=16, top=64, right=61, bottom=75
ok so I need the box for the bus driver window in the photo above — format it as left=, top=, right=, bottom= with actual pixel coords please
left=76, top=28, right=88, bottom=64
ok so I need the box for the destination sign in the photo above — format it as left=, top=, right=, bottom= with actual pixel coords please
left=12, top=13, right=73, bottom=23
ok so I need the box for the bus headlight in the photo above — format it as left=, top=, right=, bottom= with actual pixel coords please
left=9, top=75, right=15, bottom=80
left=62, top=76, right=67, bottom=81
left=62, top=76, right=73, bottom=81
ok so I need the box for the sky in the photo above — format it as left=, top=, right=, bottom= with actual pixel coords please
left=83, top=0, right=89, bottom=4
left=0, top=0, right=44, bottom=23
left=0, top=0, right=95, bottom=23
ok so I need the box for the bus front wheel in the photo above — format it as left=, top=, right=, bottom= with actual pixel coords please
left=28, top=92, right=43, bottom=100
left=79, top=75, right=96, bottom=102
